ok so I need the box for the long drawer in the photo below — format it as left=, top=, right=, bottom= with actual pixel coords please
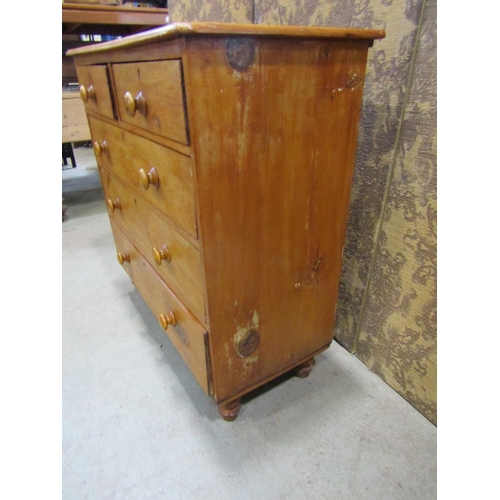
left=88, top=116, right=197, bottom=239
left=101, top=169, right=206, bottom=324
left=110, top=221, right=210, bottom=395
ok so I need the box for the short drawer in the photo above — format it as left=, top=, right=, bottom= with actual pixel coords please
left=75, top=64, right=114, bottom=119
left=112, top=60, right=189, bottom=145
left=110, top=221, right=210, bottom=395
left=102, top=169, right=206, bottom=323
left=88, top=116, right=197, bottom=238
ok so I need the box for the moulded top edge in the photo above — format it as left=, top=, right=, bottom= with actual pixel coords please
left=66, top=21, right=386, bottom=57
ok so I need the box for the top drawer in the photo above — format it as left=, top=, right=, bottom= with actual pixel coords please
left=76, top=65, right=115, bottom=120
left=112, top=60, right=189, bottom=145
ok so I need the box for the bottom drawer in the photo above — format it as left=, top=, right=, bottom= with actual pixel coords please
left=110, top=221, right=211, bottom=395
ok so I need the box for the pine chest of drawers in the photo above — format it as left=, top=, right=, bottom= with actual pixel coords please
left=68, top=22, right=385, bottom=421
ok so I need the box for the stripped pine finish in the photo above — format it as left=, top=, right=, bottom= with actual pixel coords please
left=68, top=22, right=384, bottom=420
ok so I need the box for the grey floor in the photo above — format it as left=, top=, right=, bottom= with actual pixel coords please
left=62, top=146, right=437, bottom=500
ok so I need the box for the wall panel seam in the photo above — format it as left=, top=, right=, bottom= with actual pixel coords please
left=351, top=0, right=429, bottom=353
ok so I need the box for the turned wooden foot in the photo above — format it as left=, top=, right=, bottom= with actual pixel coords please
left=218, top=398, right=242, bottom=421
left=295, top=357, right=315, bottom=378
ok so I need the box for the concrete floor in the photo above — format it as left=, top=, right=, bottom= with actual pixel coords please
left=62, top=146, right=437, bottom=500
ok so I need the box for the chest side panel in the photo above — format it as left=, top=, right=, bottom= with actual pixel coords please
left=184, top=36, right=370, bottom=401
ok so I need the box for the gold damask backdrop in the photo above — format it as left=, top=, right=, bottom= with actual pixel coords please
left=168, top=0, right=437, bottom=425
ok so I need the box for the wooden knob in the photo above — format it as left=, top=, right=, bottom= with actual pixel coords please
left=79, top=84, right=95, bottom=103
left=93, top=140, right=108, bottom=157
left=117, top=251, right=130, bottom=265
left=124, top=91, right=147, bottom=117
left=138, top=167, right=159, bottom=190
left=153, top=245, right=171, bottom=265
left=107, top=198, right=121, bottom=213
left=159, top=312, right=177, bottom=330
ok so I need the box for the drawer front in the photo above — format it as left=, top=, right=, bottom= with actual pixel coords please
left=88, top=116, right=197, bottom=238
left=110, top=221, right=210, bottom=395
left=112, top=60, right=189, bottom=145
left=101, top=169, right=206, bottom=323
left=75, top=64, right=114, bottom=119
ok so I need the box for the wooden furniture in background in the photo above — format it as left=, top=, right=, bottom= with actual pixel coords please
left=62, top=2, right=169, bottom=85
left=62, top=90, right=91, bottom=170
left=62, top=91, right=92, bottom=144
left=62, top=3, right=169, bottom=36
left=68, top=22, right=385, bottom=420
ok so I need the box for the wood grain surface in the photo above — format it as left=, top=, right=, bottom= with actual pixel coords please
left=88, top=116, right=198, bottom=241
left=184, top=36, right=371, bottom=401
left=62, top=92, right=91, bottom=142
left=110, top=221, right=210, bottom=394
left=67, top=21, right=385, bottom=57
left=101, top=169, right=206, bottom=323
left=112, top=59, right=189, bottom=145
left=75, top=64, right=115, bottom=119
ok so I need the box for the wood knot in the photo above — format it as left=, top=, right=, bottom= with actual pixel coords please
left=235, top=328, right=260, bottom=358
left=226, top=38, right=255, bottom=72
